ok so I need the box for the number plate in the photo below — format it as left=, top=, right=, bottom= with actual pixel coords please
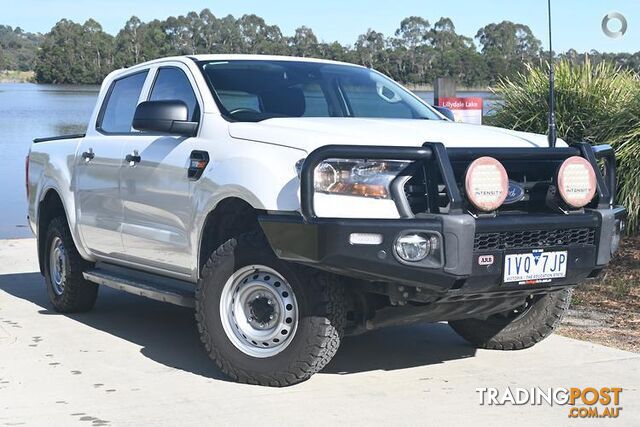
left=503, top=250, right=567, bottom=284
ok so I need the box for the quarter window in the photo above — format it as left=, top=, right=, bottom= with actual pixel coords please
left=98, top=71, right=148, bottom=133
left=150, top=68, right=199, bottom=121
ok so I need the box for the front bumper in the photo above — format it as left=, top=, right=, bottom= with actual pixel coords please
left=262, top=142, right=626, bottom=298
left=259, top=207, right=627, bottom=296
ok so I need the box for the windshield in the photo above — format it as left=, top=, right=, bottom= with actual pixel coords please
left=197, top=60, right=441, bottom=122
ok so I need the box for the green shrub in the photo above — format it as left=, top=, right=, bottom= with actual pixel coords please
left=489, top=58, right=640, bottom=233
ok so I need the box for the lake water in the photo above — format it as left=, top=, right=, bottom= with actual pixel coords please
left=0, top=83, right=99, bottom=238
left=0, top=84, right=496, bottom=239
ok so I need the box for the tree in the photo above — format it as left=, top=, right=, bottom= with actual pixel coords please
left=393, top=17, right=431, bottom=83
left=291, top=26, right=319, bottom=57
left=194, top=8, right=218, bottom=53
left=82, top=19, right=114, bottom=82
left=35, top=19, right=113, bottom=84
left=237, top=14, right=287, bottom=54
left=475, top=21, right=541, bottom=83
left=354, top=29, right=386, bottom=68
left=0, top=25, right=42, bottom=71
left=430, top=18, right=486, bottom=87
left=114, top=16, right=144, bottom=67
left=26, top=11, right=640, bottom=86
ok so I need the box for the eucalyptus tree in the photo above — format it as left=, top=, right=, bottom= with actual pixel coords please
left=114, top=16, right=144, bottom=67
left=291, top=26, right=319, bottom=57
left=237, top=14, right=288, bottom=55
left=35, top=19, right=113, bottom=84
left=475, top=21, right=541, bottom=83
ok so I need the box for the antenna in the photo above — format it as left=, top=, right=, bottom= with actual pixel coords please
left=547, top=0, right=557, bottom=147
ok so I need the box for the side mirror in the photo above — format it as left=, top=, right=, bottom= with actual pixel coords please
left=133, top=100, right=198, bottom=136
left=432, top=105, right=455, bottom=121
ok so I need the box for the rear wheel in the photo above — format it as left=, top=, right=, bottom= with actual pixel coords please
left=43, top=216, right=98, bottom=313
left=196, top=232, right=346, bottom=386
left=448, top=289, right=572, bottom=350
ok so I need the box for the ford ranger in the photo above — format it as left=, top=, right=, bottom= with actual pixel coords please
left=26, top=55, right=626, bottom=386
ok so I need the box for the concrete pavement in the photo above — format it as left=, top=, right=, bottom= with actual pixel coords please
left=1, top=238, right=639, bottom=426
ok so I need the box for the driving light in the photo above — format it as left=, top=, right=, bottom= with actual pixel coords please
left=313, top=159, right=410, bottom=199
left=349, top=233, right=384, bottom=245
left=394, top=234, right=432, bottom=262
left=465, top=157, right=509, bottom=212
left=557, top=156, right=597, bottom=208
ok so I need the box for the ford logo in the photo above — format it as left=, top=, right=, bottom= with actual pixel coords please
left=504, top=181, right=525, bottom=204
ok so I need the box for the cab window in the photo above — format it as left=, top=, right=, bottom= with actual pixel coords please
left=98, top=71, right=148, bottom=133
left=149, top=67, right=199, bottom=121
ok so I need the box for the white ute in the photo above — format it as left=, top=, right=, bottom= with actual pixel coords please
left=27, top=55, right=626, bottom=386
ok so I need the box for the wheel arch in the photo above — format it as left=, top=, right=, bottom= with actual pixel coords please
left=197, top=197, right=266, bottom=277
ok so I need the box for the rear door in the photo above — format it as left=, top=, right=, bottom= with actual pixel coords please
left=75, top=70, right=149, bottom=257
left=119, top=64, right=202, bottom=275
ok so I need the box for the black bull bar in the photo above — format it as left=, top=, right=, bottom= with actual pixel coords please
left=298, top=141, right=618, bottom=221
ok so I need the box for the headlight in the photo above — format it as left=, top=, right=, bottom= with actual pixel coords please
left=465, top=156, right=509, bottom=212
left=312, top=159, right=410, bottom=199
left=557, top=156, right=597, bottom=208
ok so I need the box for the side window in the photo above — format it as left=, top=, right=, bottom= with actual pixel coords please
left=149, top=68, right=199, bottom=121
left=98, top=71, right=148, bottom=133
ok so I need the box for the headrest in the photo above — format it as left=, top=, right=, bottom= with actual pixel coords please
left=261, top=87, right=306, bottom=117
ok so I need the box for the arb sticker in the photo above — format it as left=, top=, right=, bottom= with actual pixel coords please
left=478, top=255, right=494, bottom=266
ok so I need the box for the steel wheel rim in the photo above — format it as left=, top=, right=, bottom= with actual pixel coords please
left=220, top=264, right=299, bottom=358
left=49, top=236, right=67, bottom=296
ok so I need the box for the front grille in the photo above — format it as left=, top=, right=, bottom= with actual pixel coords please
left=474, top=228, right=596, bottom=251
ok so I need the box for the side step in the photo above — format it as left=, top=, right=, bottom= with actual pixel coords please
left=83, top=266, right=196, bottom=308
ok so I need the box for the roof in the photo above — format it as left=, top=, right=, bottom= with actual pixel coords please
left=133, top=54, right=364, bottom=69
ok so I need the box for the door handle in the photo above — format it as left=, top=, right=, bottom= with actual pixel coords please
left=125, top=151, right=141, bottom=165
left=81, top=148, right=94, bottom=162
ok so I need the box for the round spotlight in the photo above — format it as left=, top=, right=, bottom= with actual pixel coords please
left=557, top=156, right=597, bottom=208
left=465, top=157, right=509, bottom=212
left=394, top=234, right=431, bottom=262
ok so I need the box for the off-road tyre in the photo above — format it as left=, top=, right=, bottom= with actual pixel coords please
left=43, top=216, right=98, bottom=313
left=195, top=231, right=346, bottom=386
left=448, top=289, right=572, bottom=350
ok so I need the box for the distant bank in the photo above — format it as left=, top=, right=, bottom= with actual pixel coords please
left=0, top=70, right=35, bottom=83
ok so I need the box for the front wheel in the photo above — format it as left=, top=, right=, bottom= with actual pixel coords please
left=448, top=289, right=572, bottom=350
left=195, top=232, right=346, bottom=386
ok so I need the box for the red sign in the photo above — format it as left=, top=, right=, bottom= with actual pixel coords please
left=437, top=97, right=483, bottom=124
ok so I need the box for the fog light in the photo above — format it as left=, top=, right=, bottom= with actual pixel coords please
left=394, top=234, right=431, bottom=262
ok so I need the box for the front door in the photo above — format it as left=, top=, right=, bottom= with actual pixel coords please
left=120, top=66, right=201, bottom=275
left=75, top=70, right=149, bottom=257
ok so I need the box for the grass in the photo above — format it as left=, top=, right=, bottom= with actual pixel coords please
left=0, top=70, right=35, bottom=83
left=557, top=236, right=640, bottom=352
left=489, top=58, right=640, bottom=233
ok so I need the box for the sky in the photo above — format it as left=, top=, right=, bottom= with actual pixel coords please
left=2, top=0, right=639, bottom=53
